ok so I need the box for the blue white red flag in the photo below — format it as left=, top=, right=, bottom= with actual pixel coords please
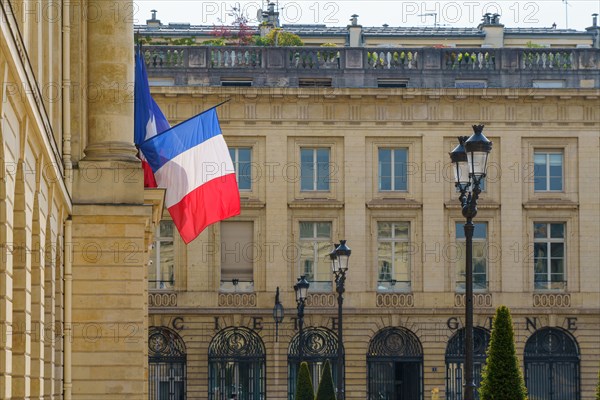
left=134, top=48, right=170, bottom=187
left=138, top=107, right=241, bottom=244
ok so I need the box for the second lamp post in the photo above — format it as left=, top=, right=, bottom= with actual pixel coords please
left=330, top=240, right=351, bottom=400
left=449, top=125, right=492, bottom=400
left=294, top=276, right=310, bottom=361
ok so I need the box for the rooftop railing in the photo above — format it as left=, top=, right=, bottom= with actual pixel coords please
left=142, top=45, right=600, bottom=88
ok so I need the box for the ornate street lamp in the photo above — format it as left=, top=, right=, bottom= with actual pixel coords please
left=272, top=287, right=284, bottom=342
left=294, top=276, right=309, bottom=361
left=329, top=240, right=351, bottom=400
left=449, top=125, right=492, bottom=400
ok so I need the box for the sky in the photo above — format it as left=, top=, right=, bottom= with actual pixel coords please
left=133, top=0, right=600, bottom=30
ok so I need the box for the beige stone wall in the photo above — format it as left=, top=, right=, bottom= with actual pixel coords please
left=149, top=88, right=600, bottom=398
left=0, top=11, right=70, bottom=392
left=2, top=1, right=161, bottom=398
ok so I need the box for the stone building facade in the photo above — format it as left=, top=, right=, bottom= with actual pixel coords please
left=141, top=12, right=600, bottom=400
left=1, top=1, right=162, bottom=399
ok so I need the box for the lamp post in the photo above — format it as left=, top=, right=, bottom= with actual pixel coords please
left=329, top=240, right=351, bottom=400
left=294, top=276, right=309, bottom=361
left=273, top=287, right=284, bottom=342
left=449, top=125, right=492, bottom=400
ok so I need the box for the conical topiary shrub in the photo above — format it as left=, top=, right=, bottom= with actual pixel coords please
left=479, top=305, right=528, bottom=400
left=315, top=360, right=336, bottom=400
left=296, top=361, right=315, bottom=400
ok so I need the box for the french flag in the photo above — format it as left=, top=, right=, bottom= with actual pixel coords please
left=138, top=107, right=241, bottom=244
left=134, top=48, right=170, bottom=188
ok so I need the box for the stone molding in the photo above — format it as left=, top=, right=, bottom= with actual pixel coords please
left=376, top=293, right=414, bottom=308
left=306, top=293, right=336, bottom=308
left=533, top=293, right=571, bottom=308
left=454, top=293, right=493, bottom=307
left=218, top=293, right=257, bottom=307
left=149, top=292, right=178, bottom=307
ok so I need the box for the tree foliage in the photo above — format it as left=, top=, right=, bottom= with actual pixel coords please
left=315, top=360, right=336, bottom=400
left=479, top=305, right=528, bottom=400
left=263, top=28, right=304, bottom=46
left=296, top=362, right=315, bottom=400
left=210, top=4, right=254, bottom=45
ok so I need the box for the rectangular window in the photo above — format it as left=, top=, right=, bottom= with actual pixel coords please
left=299, top=222, right=332, bottom=292
left=300, top=148, right=330, bottom=191
left=455, top=222, right=488, bottom=291
left=534, top=152, right=563, bottom=191
left=377, top=78, right=409, bottom=88
left=377, top=222, right=411, bottom=291
left=532, top=80, right=565, bottom=88
left=534, top=222, right=566, bottom=290
left=229, top=147, right=252, bottom=191
left=149, top=220, right=175, bottom=290
left=455, top=80, right=487, bottom=88
left=220, top=221, right=254, bottom=292
left=378, top=148, right=408, bottom=191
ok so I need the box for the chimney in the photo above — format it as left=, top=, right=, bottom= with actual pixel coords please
left=347, top=14, right=362, bottom=47
left=146, top=9, right=161, bottom=28
left=267, top=2, right=280, bottom=27
left=478, top=13, right=504, bottom=47
left=586, top=13, right=600, bottom=48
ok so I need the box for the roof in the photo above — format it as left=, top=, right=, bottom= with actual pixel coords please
left=504, top=27, right=592, bottom=36
left=134, top=23, right=592, bottom=38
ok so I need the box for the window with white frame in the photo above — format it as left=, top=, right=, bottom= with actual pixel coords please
left=149, top=220, right=175, bottom=290
left=220, top=221, right=254, bottom=292
left=378, top=148, right=408, bottom=191
left=377, top=222, right=411, bottom=291
left=534, top=222, right=566, bottom=290
left=229, top=147, right=252, bottom=191
left=534, top=152, right=563, bottom=191
left=298, top=222, right=332, bottom=292
left=455, top=222, right=488, bottom=291
left=300, top=148, right=330, bottom=191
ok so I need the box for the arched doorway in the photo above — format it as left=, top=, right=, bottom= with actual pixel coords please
left=367, top=327, right=423, bottom=400
left=445, top=327, right=491, bottom=400
left=148, top=326, right=187, bottom=399
left=208, top=327, right=266, bottom=400
left=288, top=327, right=340, bottom=399
left=524, top=327, right=580, bottom=400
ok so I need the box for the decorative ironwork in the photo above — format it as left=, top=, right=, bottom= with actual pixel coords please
left=524, top=327, right=579, bottom=360
left=367, top=327, right=423, bottom=360
left=288, top=326, right=340, bottom=360
left=445, top=328, right=490, bottom=361
left=208, top=327, right=265, bottom=360
left=288, top=327, right=341, bottom=400
left=445, top=328, right=491, bottom=400
left=367, top=327, right=423, bottom=400
left=148, top=327, right=187, bottom=400
left=524, top=328, right=580, bottom=400
left=208, top=327, right=266, bottom=400
left=149, top=326, right=186, bottom=359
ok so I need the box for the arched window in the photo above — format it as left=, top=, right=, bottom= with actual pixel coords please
left=524, top=327, right=580, bottom=400
left=367, top=327, right=423, bottom=400
left=148, top=326, right=187, bottom=399
left=445, top=327, right=491, bottom=400
left=288, top=327, right=340, bottom=399
left=208, top=327, right=266, bottom=400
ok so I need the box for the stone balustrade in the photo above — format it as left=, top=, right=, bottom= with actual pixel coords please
left=142, top=45, right=600, bottom=88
